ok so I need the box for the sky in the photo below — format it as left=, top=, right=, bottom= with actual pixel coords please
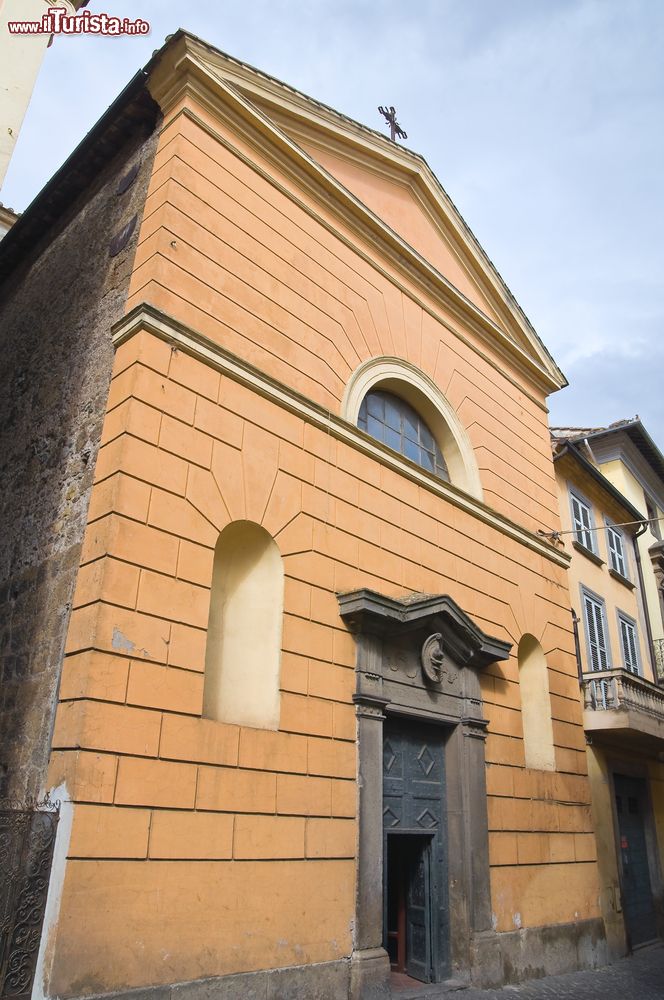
left=3, top=0, right=663, bottom=444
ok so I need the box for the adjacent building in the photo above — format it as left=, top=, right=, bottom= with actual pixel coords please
left=1, top=29, right=620, bottom=1000
left=0, top=202, right=19, bottom=238
left=552, top=426, right=664, bottom=959
left=0, top=0, right=90, bottom=188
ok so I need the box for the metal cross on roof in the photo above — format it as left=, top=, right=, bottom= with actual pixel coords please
left=378, top=105, right=407, bottom=142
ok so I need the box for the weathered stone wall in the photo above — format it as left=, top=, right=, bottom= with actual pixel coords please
left=0, top=117, right=160, bottom=803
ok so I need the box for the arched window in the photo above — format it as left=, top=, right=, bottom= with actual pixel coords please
left=518, top=635, right=555, bottom=771
left=203, top=521, right=283, bottom=730
left=342, top=357, right=483, bottom=499
left=358, top=389, right=450, bottom=481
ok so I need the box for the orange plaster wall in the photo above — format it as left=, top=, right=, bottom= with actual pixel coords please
left=294, top=139, right=503, bottom=327
left=44, top=324, right=599, bottom=994
left=125, top=100, right=560, bottom=538
left=49, top=859, right=353, bottom=995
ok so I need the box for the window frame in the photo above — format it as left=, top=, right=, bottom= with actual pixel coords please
left=342, top=357, right=483, bottom=500
left=616, top=610, right=640, bottom=675
left=580, top=585, right=611, bottom=673
left=569, top=488, right=597, bottom=556
left=645, top=495, right=662, bottom=541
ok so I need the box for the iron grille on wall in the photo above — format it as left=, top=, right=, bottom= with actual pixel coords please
left=0, top=798, right=59, bottom=1000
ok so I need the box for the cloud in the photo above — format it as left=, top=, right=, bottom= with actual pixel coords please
left=549, top=335, right=664, bottom=438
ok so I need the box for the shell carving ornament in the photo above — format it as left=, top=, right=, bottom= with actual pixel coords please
left=421, top=632, right=445, bottom=683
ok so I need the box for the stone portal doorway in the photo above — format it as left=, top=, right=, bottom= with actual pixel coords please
left=383, top=719, right=448, bottom=983
left=338, top=589, right=512, bottom=1000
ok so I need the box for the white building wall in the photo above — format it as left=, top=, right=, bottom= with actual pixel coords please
left=0, top=0, right=77, bottom=189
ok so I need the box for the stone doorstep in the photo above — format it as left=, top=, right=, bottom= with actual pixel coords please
left=390, top=975, right=468, bottom=999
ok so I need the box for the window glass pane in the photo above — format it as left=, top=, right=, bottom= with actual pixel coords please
left=358, top=398, right=368, bottom=431
left=367, top=415, right=384, bottom=441
left=419, top=423, right=434, bottom=450
left=403, top=410, right=419, bottom=443
left=384, top=426, right=401, bottom=452
left=433, top=444, right=449, bottom=481
left=367, top=392, right=384, bottom=419
left=420, top=448, right=435, bottom=472
left=404, top=437, right=420, bottom=463
left=384, top=397, right=401, bottom=432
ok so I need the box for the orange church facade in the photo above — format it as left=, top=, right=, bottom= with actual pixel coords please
left=3, top=31, right=610, bottom=1000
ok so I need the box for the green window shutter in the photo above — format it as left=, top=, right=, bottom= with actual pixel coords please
left=619, top=616, right=639, bottom=674
left=572, top=494, right=594, bottom=551
left=607, top=526, right=626, bottom=577
left=584, top=593, right=608, bottom=671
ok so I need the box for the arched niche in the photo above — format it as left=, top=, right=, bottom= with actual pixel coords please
left=518, top=634, right=556, bottom=771
left=342, top=356, right=483, bottom=500
left=203, top=521, right=284, bottom=730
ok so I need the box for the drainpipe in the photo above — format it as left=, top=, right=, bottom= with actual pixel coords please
left=571, top=608, right=584, bottom=685
left=633, top=522, right=657, bottom=680
left=581, top=437, right=598, bottom=466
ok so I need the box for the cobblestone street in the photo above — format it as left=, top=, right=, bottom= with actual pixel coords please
left=392, top=944, right=664, bottom=999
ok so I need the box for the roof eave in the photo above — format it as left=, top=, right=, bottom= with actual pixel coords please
left=575, top=421, right=664, bottom=485
left=554, top=442, right=645, bottom=523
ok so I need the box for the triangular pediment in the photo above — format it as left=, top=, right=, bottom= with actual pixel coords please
left=148, top=32, right=566, bottom=392
left=272, top=132, right=506, bottom=326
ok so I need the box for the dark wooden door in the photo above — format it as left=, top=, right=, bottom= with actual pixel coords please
left=383, top=719, right=448, bottom=982
left=405, top=839, right=432, bottom=981
left=614, top=773, right=658, bottom=946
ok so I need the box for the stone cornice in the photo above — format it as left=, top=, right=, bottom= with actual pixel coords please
left=112, top=303, right=570, bottom=569
left=337, top=589, right=512, bottom=669
left=147, top=35, right=565, bottom=398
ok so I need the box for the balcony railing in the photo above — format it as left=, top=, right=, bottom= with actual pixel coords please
left=582, top=668, right=664, bottom=743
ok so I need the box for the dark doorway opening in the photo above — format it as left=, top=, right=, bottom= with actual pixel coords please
left=383, top=718, right=448, bottom=984
left=386, top=833, right=433, bottom=981
left=614, top=773, right=658, bottom=947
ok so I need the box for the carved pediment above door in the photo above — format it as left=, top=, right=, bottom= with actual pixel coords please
left=338, top=589, right=512, bottom=725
